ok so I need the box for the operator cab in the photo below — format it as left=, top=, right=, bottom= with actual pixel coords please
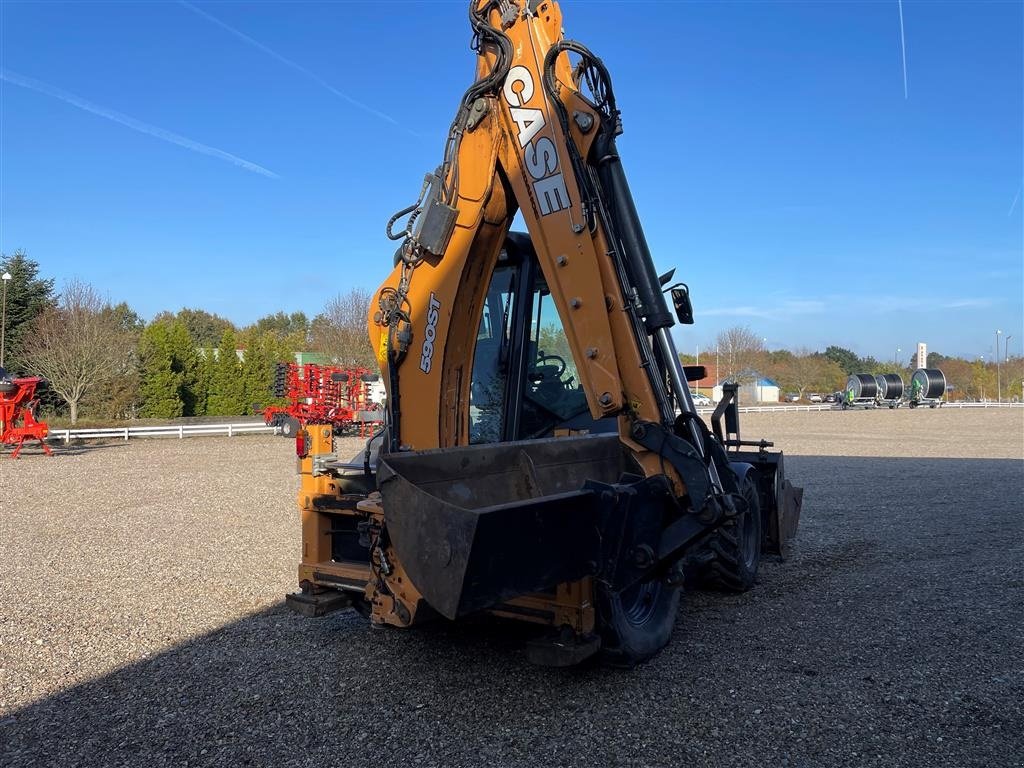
left=338, top=232, right=608, bottom=489
left=469, top=232, right=609, bottom=444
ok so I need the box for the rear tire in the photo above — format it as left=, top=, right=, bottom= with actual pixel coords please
left=701, top=473, right=762, bottom=592
left=597, top=578, right=681, bottom=668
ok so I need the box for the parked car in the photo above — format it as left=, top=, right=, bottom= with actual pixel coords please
left=807, top=393, right=823, bottom=403
left=823, top=393, right=837, bottom=403
left=692, top=392, right=713, bottom=406
left=785, top=393, right=800, bottom=402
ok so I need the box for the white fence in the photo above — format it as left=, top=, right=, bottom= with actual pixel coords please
left=699, top=402, right=1022, bottom=414
left=731, top=404, right=835, bottom=413
left=692, top=404, right=834, bottom=414
left=48, top=422, right=279, bottom=444
left=45, top=402, right=1022, bottom=444
left=929, top=401, right=1023, bottom=408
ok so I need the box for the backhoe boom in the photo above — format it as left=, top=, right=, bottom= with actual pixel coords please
left=290, top=0, right=802, bottom=666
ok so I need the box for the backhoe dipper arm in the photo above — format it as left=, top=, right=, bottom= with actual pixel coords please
left=370, top=0, right=722, bottom=500
left=292, top=0, right=799, bottom=653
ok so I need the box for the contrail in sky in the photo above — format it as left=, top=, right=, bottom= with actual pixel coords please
left=0, top=67, right=279, bottom=178
left=897, top=0, right=909, bottom=99
left=1009, top=185, right=1021, bottom=217
left=179, top=1, right=411, bottom=133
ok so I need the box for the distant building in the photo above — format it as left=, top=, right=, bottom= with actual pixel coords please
left=690, top=363, right=721, bottom=396
left=689, top=363, right=779, bottom=403
left=736, top=378, right=780, bottom=404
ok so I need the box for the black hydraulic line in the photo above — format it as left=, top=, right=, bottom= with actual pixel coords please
left=380, top=2, right=513, bottom=453
left=465, top=2, right=513, bottom=103
left=541, top=40, right=674, bottom=334
left=387, top=359, right=401, bottom=453
left=540, top=42, right=675, bottom=424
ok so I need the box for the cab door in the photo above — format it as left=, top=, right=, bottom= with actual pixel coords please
left=468, top=233, right=603, bottom=445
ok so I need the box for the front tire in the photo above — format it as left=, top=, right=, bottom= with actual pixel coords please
left=701, top=473, right=762, bottom=592
left=597, top=578, right=681, bottom=668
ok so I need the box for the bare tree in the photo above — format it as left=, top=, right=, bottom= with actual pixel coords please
left=21, top=280, right=132, bottom=424
left=714, top=326, right=764, bottom=383
left=310, top=288, right=376, bottom=367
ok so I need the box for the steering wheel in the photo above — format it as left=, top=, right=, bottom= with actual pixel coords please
left=534, top=353, right=567, bottom=379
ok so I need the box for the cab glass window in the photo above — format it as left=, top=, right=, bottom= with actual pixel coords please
left=517, top=285, right=588, bottom=438
left=469, top=265, right=517, bottom=444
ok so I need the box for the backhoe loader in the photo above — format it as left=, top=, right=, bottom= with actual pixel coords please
left=287, top=0, right=802, bottom=666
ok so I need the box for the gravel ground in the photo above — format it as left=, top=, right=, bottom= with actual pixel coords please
left=1, top=409, right=1022, bottom=767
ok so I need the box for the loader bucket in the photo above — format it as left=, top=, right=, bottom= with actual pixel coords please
left=376, top=434, right=627, bottom=620
left=732, top=449, right=803, bottom=558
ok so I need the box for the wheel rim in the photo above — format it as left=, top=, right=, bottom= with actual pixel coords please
left=620, top=579, right=660, bottom=626
left=740, top=501, right=757, bottom=568
left=739, top=480, right=759, bottom=569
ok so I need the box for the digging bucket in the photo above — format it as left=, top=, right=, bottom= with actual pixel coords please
left=376, top=434, right=628, bottom=620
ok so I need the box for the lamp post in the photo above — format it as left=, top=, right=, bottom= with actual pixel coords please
left=996, top=330, right=1002, bottom=403
left=1007, top=336, right=1014, bottom=400
left=716, top=344, right=720, bottom=399
left=1, top=271, right=12, bottom=369
left=695, top=343, right=699, bottom=395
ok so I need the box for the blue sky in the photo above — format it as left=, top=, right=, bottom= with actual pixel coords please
left=1, top=0, right=1021, bottom=362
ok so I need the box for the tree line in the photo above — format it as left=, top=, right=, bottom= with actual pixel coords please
left=1, top=251, right=376, bottom=424
left=2, top=250, right=1020, bottom=423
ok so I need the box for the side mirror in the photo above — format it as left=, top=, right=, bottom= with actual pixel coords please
left=682, top=365, right=706, bottom=382
left=669, top=283, right=694, bottom=325
left=658, top=268, right=676, bottom=287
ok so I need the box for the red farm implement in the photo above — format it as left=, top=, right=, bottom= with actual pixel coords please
left=0, top=372, right=52, bottom=459
left=259, top=362, right=384, bottom=438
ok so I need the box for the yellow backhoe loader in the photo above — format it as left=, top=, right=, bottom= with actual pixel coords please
left=287, top=0, right=802, bottom=666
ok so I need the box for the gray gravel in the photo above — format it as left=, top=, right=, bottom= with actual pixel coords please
left=1, top=410, right=1022, bottom=768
